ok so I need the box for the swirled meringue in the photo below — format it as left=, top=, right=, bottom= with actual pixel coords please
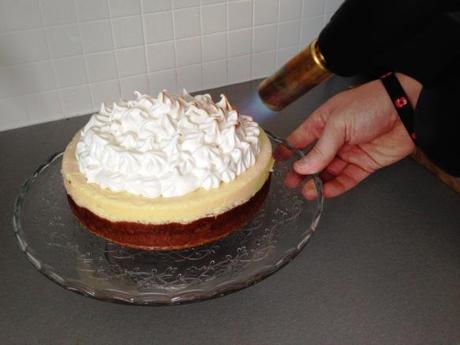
left=75, top=90, right=261, bottom=198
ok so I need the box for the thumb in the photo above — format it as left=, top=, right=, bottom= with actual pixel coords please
left=293, top=122, right=344, bottom=175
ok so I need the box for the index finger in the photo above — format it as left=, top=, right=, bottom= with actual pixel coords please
left=286, top=103, right=331, bottom=150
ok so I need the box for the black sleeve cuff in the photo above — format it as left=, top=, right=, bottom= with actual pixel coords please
left=318, top=0, right=460, bottom=85
left=414, top=75, right=460, bottom=176
left=384, top=12, right=460, bottom=86
left=318, top=0, right=449, bottom=77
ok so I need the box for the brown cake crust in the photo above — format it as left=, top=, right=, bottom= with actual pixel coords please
left=68, top=178, right=270, bottom=250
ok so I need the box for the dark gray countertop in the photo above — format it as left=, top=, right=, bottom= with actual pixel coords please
left=1, top=78, right=460, bottom=345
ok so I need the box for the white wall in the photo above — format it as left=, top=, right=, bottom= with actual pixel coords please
left=0, top=0, right=342, bottom=131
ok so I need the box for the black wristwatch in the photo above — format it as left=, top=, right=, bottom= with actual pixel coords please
left=380, top=72, right=417, bottom=142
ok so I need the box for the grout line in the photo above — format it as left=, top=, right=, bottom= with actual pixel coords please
left=0, top=50, right=260, bottom=104
left=139, top=0, right=152, bottom=94
left=298, top=0, right=305, bottom=49
left=225, top=0, right=232, bottom=84
left=171, top=5, right=179, bottom=94
left=0, top=25, right=58, bottom=37
left=321, top=0, right=329, bottom=33
left=0, top=40, right=172, bottom=69
left=0, top=16, right=312, bottom=56
left=106, top=0, right=123, bottom=100
left=0, top=64, right=223, bottom=106
left=0, top=9, right=197, bottom=37
left=36, top=0, right=65, bottom=121
left=250, top=0, right=256, bottom=79
left=0, top=24, right=299, bottom=70
left=198, top=3, right=205, bottom=90
left=274, top=0, right=281, bottom=67
left=223, top=0, right=230, bottom=85
left=73, top=0, right=96, bottom=112
left=0, top=51, right=259, bottom=105
left=249, top=0, right=256, bottom=81
left=277, top=17, right=306, bottom=25
left=0, top=45, right=260, bottom=101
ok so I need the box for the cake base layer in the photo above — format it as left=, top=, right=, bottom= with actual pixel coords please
left=68, top=178, right=271, bottom=250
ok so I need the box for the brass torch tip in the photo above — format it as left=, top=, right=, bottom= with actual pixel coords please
left=257, top=38, right=331, bottom=111
left=310, top=39, right=328, bottom=72
left=257, top=79, right=284, bottom=112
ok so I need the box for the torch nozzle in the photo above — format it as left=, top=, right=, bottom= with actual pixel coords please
left=258, top=39, right=332, bottom=111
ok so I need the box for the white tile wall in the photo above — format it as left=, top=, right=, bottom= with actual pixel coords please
left=116, top=46, right=147, bottom=77
left=148, top=69, right=177, bottom=95
left=112, top=16, right=144, bottom=48
left=76, top=0, right=110, bottom=22
left=144, top=12, right=174, bottom=43
left=176, top=37, right=202, bottom=66
left=109, top=0, right=141, bottom=17
left=54, top=56, right=88, bottom=87
left=252, top=50, right=276, bottom=78
left=203, top=60, right=227, bottom=89
left=120, top=74, right=149, bottom=98
left=0, top=0, right=343, bottom=131
left=41, top=0, right=77, bottom=26
left=228, top=29, right=252, bottom=57
left=202, top=3, right=227, bottom=34
left=46, top=25, right=82, bottom=58
left=91, top=79, right=120, bottom=105
left=174, top=7, right=201, bottom=38
left=80, top=20, right=114, bottom=53
left=202, top=33, right=227, bottom=61
left=146, top=41, right=175, bottom=71
left=228, top=1, right=252, bottom=30
left=143, top=0, right=171, bottom=13
left=279, top=0, right=302, bottom=21
left=278, top=20, right=301, bottom=48
left=253, top=24, right=277, bottom=52
left=254, top=0, right=278, bottom=26
left=1, top=0, right=43, bottom=31
left=177, top=64, right=203, bottom=91
left=0, top=30, right=49, bottom=65
left=228, top=55, right=251, bottom=84
left=86, top=52, right=118, bottom=82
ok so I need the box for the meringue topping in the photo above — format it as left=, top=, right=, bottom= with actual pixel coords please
left=75, top=90, right=261, bottom=198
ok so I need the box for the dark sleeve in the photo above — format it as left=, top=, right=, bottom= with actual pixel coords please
left=394, top=11, right=460, bottom=176
left=383, top=11, right=460, bottom=176
left=414, top=71, right=460, bottom=176
left=317, top=0, right=456, bottom=77
left=379, top=11, right=460, bottom=86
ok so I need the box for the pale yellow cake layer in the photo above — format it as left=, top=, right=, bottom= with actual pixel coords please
left=62, top=128, right=274, bottom=224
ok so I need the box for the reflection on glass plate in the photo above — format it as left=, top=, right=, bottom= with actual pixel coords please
left=13, top=131, right=323, bottom=305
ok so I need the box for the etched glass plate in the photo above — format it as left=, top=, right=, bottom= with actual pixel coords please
left=13, top=132, right=323, bottom=305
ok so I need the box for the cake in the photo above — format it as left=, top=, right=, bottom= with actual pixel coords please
left=62, top=91, right=273, bottom=250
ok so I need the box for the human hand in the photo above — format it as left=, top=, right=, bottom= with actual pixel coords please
left=278, top=73, right=422, bottom=200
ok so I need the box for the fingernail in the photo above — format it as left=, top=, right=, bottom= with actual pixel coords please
left=302, top=185, right=317, bottom=200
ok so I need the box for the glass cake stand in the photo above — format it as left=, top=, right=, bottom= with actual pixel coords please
left=12, top=131, right=323, bottom=305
